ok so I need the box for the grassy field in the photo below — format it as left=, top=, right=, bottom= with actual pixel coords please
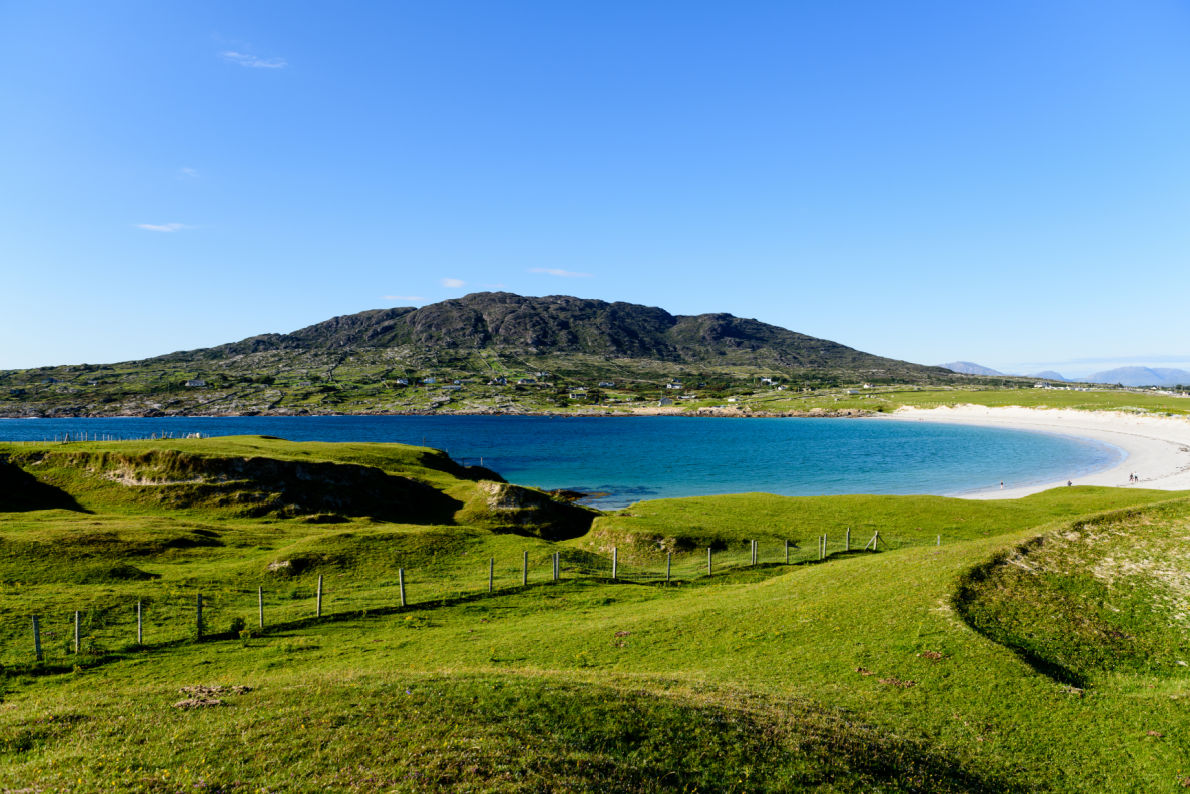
left=1, top=436, right=1189, bottom=791
left=722, top=385, right=1190, bottom=417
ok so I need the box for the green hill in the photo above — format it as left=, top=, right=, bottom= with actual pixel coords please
left=1, top=436, right=1189, bottom=791
left=0, top=292, right=971, bottom=417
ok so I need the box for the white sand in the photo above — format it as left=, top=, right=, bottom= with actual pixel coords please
left=887, top=405, right=1190, bottom=499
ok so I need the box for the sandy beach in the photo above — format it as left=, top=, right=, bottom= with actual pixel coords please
left=890, top=405, right=1190, bottom=499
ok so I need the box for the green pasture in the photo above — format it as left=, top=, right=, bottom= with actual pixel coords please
left=0, top=437, right=1188, bottom=791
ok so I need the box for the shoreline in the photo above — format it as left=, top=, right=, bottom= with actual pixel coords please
left=0, top=406, right=869, bottom=420
left=887, top=405, right=1190, bottom=499
left=6, top=406, right=1190, bottom=503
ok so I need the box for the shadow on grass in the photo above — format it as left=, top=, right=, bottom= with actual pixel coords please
left=0, top=461, right=88, bottom=513
left=952, top=546, right=1089, bottom=689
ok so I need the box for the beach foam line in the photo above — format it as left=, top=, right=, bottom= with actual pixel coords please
left=887, top=405, right=1190, bottom=499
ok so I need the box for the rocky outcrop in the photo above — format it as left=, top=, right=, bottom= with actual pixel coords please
left=470, top=480, right=598, bottom=540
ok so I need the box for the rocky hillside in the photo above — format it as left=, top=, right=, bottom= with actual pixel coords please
left=196, top=292, right=943, bottom=374
left=0, top=292, right=966, bottom=416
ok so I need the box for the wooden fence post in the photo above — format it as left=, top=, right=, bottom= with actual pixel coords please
left=488, top=557, right=494, bottom=593
left=784, top=539, right=789, bottom=564
left=936, top=534, right=941, bottom=546
left=316, top=575, right=323, bottom=618
left=196, top=594, right=204, bottom=639
left=399, top=568, right=406, bottom=607
left=32, top=616, right=42, bottom=662
left=137, top=600, right=143, bottom=645
left=707, top=547, right=712, bottom=575
left=666, top=553, right=671, bottom=583
left=612, top=547, right=618, bottom=580
left=845, top=527, right=851, bottom=552
left=74, top=610, right=80, bottom=654
left=258, top=586, right=264, bottom=630
left=522, top=550, right=528, bottom=586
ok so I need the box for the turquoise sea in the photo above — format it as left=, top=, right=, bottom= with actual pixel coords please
left=0, top=415, right=1123, bottom=509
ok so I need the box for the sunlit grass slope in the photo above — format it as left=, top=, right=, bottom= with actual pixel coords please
left=1, top=437, right=1189, bottom=792
left=745, top=386, right=1190, bottom=417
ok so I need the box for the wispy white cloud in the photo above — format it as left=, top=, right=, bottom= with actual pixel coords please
left=529, top=267, right=592, bottom=278
left=384, top=295, right=425, bottom=302
left=221, top=50, right=287, bottom=69
left=441, top=277, right=466, bottom=288
left=178, top=167, right=199, bottom=179
left=136, top=222, right=193, bottom=233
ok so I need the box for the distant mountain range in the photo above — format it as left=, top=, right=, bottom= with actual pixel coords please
left=941, top=360, right=1190, bottom=388
left=1084, top=367, right=1190, bottom=388
left=939, top=361, right=1005, bottom=376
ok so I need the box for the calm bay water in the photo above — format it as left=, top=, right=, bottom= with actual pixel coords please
left=0, top=415, right=1121, bottom=509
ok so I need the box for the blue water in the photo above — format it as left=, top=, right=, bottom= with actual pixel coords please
left=0, top=415, right=1123, bottom=509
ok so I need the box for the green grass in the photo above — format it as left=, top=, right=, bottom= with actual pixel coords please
left=735, top=386, right=1190, bottom=417
left=957, top=500, right=1190, bottom=686
left=1, top=436, right=1190, bottom=791
left=586, top=488, right=1182, bottom=563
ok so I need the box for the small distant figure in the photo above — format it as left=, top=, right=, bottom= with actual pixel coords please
left=1067, top=480, right=1073, bottom=487
left=1000, top=481, right=1005, bottom=489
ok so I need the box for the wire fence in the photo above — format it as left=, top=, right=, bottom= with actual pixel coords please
left=0, top=530, right=943, bottom=669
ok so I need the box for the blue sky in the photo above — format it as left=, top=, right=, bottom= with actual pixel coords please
left=2, top=1, right=1188, bottom=377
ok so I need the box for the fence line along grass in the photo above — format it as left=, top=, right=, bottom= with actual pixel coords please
left=3, top=529, right=917, bottom=669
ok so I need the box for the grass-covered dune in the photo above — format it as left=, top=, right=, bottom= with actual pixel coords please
left=0, top=436, right=1188, bottom=791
